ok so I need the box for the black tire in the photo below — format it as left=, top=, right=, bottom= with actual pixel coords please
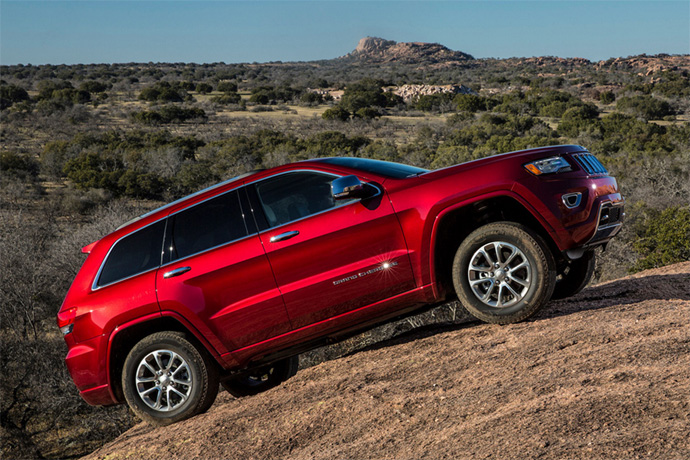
left=551, top=250, right=596, bottom=300
left=452, top=222, right=556, bottom=324
left=222, top=355, right=298, bottom=398
left=122, top=331, right=219, bottom=426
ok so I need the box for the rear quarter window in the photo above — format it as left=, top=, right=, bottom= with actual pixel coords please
left=97, top=220, right=166, bottom=287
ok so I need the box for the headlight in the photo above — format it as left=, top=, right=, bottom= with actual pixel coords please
left=524, top=156, right=572, bottom=175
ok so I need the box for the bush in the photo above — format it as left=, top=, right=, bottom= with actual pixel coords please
left=131, top=106, right=207, bottom=124
left=631, top=205, right=690, bottom=272
left=79, top=80, right=110, bottom=94
left=0, top=84, right=30, bottom=109
left=454, top=94, right=487, bottom=113
left=210, top=92, right=242, bottom=104
left=354, top=107, right=381, bottom=119
left=599, top=90, right=616, bottom=104
left=196, top=83, right=213, bottom=94
left=322, top=105, right=351, bottom=121
left=300, top=92, right=323, bottom=105
left=616, top=95, right=674, bottom=120
left=0, top=151, right=39, bottom=179
left=217, top=81, right=238, bottom=93
left=340, top=78, right=388, bottom=112
left=557, top=104, right=600, bottom=137
left=138, top=82, right=188, bottom=102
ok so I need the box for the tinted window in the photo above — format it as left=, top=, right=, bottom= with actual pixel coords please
left=169, top=190, right=248, bottom=261
left=98, top=220, right=166, bottom=287
left=255, top=172, right=343, bottom=227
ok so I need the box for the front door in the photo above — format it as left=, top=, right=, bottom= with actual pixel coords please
left=250, top=171, right=416, bottom=330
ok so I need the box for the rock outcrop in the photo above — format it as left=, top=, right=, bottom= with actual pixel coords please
left=343, top=37, right=474, bottom=64
left=393, top=84, right=476, bottom=102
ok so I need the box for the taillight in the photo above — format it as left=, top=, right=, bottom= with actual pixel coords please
left=57, top=307, right=77, bottom=335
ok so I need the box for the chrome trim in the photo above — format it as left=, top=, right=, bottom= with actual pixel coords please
left=562, top=192, right=582, bottom=209
left=163, top=266, right=191, bottom=279
left=270, top=231, right=300, bottom=243
left=585, top=200, right=625, bottom=246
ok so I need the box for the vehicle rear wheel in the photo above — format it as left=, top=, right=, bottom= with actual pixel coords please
left=122, top=331, right=218, bottom=426
left=222, top=356, right=298, bottom=398
left=452, top=222, right=556, bottom=324
left=551, top=250, right=596, bottom=300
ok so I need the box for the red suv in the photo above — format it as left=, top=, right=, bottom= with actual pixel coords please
left=58, top=145, right=624, bottom=425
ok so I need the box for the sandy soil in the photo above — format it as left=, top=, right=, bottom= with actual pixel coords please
left=84, top=262, right=690, bottom=460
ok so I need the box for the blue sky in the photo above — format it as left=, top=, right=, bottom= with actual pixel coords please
left=1, top=1, right=688, bottom=65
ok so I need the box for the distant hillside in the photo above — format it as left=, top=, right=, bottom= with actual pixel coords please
left=341, top=36, right=475, bottom=64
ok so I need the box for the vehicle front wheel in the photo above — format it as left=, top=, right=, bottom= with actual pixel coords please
left=222, top=356, right=298, bottom=398
left=452, top=222, right=556, bottom=324
left=122, top=331, right=219, bottom=426
left=551, top=250, right=596, bottom=300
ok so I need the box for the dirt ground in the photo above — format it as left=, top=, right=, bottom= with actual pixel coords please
left=84, top=262, right=690, bottom=460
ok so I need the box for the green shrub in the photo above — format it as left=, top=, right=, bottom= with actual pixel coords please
left=0, top=84, right=30, bottom=109
left=210, top=93, right=241, bottom=104
left=631, top=205, right=690, bottom=272
left=217, top=81, right=238, bottom=93
left=454, top=94, right=487, bottom=113
left=138, top=82, right=187, bottom=102
left=616, top=95, right=674, bottom=120
left=79, top=80, right=110, bottom=93
left=599, top=91, right=616, bottom=104
left=340, top=78, right=388, bottom=112
left=196, top=83, right=213, bottom=94
left=354, top=107, right=381, bottom=119
left=131, top=106, right=207, bottom=124
left=322, top=105, right=351, bottom=121
left=0, top=151, right=39, bottom=179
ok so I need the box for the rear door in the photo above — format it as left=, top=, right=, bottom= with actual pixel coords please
left=155, top=188, right=291, bottom=354
left=250, top=170, right=416, bottom=330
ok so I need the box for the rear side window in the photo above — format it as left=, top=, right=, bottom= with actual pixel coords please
left=168, top=190, right=248, bottom=261
left=97, top=220, right=166, bottom=287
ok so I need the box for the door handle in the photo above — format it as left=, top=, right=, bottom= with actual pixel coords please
left=270, top=230, right=299, bottom=243
left=163, top=266, right=191, bottom=279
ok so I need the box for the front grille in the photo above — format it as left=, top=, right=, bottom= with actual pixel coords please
left=572, top=153, right=608, bottom=175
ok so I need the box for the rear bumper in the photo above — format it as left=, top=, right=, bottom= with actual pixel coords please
left=64, top=334, right=118, bottom=406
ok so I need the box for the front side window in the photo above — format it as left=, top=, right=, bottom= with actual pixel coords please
left=168, top=190, right=248, bottom=261
left=255, top=172, right=346, bottom=228
left=97, top=220, right=166, bottom=287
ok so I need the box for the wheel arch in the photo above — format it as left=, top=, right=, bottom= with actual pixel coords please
left=106, top=314, right=221, bottom=403
left=430, top=193, right=561, bottom=299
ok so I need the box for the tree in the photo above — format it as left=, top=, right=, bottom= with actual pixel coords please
left=0, top=84, right=30, bottom=109
left=217, top=81, right=238, bottom=93
left=196, top=83, right=213, bottom=94
left=340, top=78, right=388, bottom=112
left=322, top=105, right=350, bottom=121
left=631, top=205, right=690, bottom=272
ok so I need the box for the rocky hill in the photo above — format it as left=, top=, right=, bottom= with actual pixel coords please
left=83, top=262, right=690, bottom=460
left=342, top=36, right=474, bottom=64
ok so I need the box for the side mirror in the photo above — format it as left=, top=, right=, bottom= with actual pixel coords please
left=331, top=175, right=373, bottom=200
